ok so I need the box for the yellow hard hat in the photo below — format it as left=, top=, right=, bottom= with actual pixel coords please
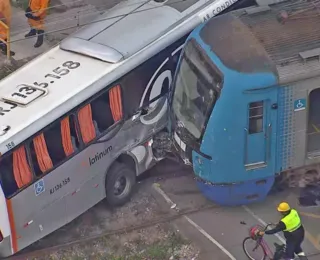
left=277, top=202, right=290, bottom=212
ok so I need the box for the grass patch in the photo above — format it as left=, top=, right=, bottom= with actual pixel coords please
left=11, top=0, right=29, bottom=10
left=0, top=55, right=33, bottom=80
left=109, top=232, right=188, bottom=260
left=38, top=230, right=193, bottom=260
left=0, top=62, right=18, bottom=79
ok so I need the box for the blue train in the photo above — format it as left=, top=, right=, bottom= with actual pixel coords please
left=169, top=0, right=320, bottom=206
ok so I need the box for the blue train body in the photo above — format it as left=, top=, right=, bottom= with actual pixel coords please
left=170, top=0, right=320, bottom=206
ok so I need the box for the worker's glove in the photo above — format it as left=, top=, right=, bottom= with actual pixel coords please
left=30, top=15, right=41, bottom=21
left=25, top=7, right=40, bottom=20
left=25, top=12, right=33, bottom=19
left=25, top=7, right=32, bottom=18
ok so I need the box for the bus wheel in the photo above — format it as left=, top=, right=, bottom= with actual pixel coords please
left=105, top=162, right=136, bottom=207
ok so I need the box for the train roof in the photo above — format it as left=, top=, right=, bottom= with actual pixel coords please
left=199, top=0, right=320, bottom=83
left=0, top=0, right=238, bottom=154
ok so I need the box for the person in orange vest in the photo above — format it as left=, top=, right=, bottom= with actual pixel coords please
left=25, top=0, right=49, bottom=48
left=0, top=0, right=15, bottom=56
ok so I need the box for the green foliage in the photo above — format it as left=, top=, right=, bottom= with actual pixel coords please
left=11, top=0, right=29, bottom=10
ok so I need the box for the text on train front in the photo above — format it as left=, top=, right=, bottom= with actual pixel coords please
left=171, top=38, right=223, bottom=153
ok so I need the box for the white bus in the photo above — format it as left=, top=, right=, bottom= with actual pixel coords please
left=0, top=0, right=256, bottom=256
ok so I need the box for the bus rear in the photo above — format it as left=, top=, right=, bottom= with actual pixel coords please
left=0, top=184, right=12, bottom=257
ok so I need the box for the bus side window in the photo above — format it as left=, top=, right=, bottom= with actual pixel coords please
left=248, top=101, right=264, bottom=134
left=69, top=116, right=80, bottom=149
left=30, top=116, right=78, bottom=176
left=0, top=146, right=33, bottom=198
left=90, top=85, right=123, bottom=133
left=90, top=89, right=114, bottom=133
left=77, top=104, right=96, bottom=144
left=61, top=116, right=79, bottom=153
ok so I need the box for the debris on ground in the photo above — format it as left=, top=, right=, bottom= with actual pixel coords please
left=19, top=177, right=199, bottom=260
left=28, top=225, right=199, bottom=260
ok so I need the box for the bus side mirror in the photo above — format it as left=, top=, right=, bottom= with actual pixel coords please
left=272, top=103, right=278, bottom=109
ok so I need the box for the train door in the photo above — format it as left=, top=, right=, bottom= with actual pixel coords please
left=244, top=88, right=278, bottom=173
left=307, top=88, right=320, bottom=156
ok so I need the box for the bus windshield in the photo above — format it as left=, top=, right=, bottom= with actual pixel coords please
left=172, top=39, right=223, bottom=140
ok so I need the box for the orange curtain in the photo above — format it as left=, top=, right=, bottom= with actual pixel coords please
left=33, top=133, right=53, bottom=173
left=13, top=146, right=32, bottom=188
left=77, top=104, right=96, bottom=144
left=61, top=117, right=74, bottom=156
left=109, top=85, right=123, bottom=122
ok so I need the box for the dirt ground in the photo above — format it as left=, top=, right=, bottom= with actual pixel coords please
left=14, top=162, right=199, bottom=260
left=29, top=225, right=198, bottom=260
left=0, top=54, right=37, bottom=79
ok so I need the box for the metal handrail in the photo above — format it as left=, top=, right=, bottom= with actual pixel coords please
left=0, top=20, right=10, bottom=59
left=244, top=128, right=248, bottom=165
left=265, top=123, right=272, bottom=163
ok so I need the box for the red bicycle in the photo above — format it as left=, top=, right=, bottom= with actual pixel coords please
left=242, top=223, right=285, bottom=260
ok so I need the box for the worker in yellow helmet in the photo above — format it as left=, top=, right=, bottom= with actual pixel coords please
left=259, top=202, right=307, bottom=260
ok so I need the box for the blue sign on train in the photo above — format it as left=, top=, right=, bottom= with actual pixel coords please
left=294, top=99, right=306, bottom=112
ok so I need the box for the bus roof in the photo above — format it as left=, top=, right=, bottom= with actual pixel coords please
left=199, top=0, right=320, bottom=84
left=0, top=46, right=115, bottom=152
left=63, top=1, right=181, bottom=60
left=0, top=0, right=222, bottom=154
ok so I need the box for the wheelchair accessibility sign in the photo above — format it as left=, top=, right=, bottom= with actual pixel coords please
left=34, top=179, right=45, bottom=196
left=294, top=99, right=306, bottom=112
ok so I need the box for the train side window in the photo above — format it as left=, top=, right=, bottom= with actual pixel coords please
left=90, top=85, right=123, bottom=133
left=30, top=116, right=79, bottom=176
left=249, top=101, right=264, bottom=134
left=0, top=145, right=33, bottom=198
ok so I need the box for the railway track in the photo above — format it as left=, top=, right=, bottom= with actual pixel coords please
left=6, top=166, right=320, bottom=260
left=8, top=202, right=218, bottom=260
left=6, top=162, right=196, bottom=260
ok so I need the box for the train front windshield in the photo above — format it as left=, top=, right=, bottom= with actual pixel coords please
left=172, top=39, right=222, bottom=149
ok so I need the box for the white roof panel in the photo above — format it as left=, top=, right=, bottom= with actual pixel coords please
left=89, top=5, right=181, bottom=57
left=65, top=1, right=182, bottom=58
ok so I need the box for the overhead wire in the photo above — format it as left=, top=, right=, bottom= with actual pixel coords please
left=6, top=0, right=154, bottom=31
left=10, top=0, right=86, bottom=17
left=0, top=0, right=166, bottom=40
left=6, top=0, right=192, bottom=44
left=9, top=8, right=103, bottom=35
left=88, top=0, right=153, bottom=40
left=2, top=0, right=179, bottom=34
left=31, top=0, right=153, bottom=30
left=0, top=0, right=85, bottom=23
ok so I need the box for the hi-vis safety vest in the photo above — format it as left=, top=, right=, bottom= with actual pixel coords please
left=281, top=209, right=301, bottom=232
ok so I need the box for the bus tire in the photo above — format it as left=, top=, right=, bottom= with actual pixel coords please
left=105, top=162, right=136, bottom=207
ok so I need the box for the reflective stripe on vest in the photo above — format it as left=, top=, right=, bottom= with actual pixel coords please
left=281, top=209, right=301, bottom=232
